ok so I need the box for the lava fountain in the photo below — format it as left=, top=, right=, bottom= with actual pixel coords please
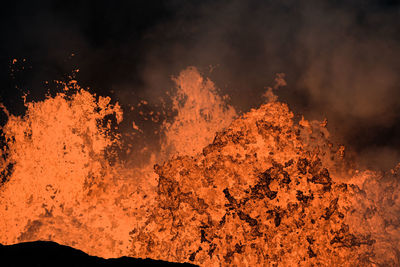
left=1, top=67, right=399, bottom=266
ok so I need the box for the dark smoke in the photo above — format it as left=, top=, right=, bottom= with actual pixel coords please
left=0, top=0, right=399, bottom=170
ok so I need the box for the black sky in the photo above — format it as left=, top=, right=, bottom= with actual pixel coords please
left=0, top=0, right=400, bottom=169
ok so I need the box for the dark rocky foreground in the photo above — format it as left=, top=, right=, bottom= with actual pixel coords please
left=0, top=241, right=198, bottom=267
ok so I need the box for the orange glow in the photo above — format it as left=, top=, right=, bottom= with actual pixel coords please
left=0, top=67, right=399, bottom=265
left=162, top=67, right=237, bottom=157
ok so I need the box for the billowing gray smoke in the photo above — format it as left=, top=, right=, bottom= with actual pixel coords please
left=136, top=0, right=400, bottom=171
left=1, top=0, right=399, bottom=169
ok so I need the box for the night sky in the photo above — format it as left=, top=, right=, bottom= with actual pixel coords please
left=0, top=0, right=400, bottom=170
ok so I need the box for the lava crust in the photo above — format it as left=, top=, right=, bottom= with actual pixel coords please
left=129, top=102, right=376, bottom=266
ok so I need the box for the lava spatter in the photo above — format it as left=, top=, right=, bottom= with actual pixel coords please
left=132, top=101, right=376, bottom=266
left=0, top=68, right=399, bottom=266
left=162, top=67, right=237, bottom=157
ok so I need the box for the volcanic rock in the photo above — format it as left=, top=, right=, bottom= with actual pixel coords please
left=0, top=241, right=197, bottom=267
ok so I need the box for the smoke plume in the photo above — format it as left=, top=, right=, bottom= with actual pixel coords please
left=1, top=0, right=399, bottom=169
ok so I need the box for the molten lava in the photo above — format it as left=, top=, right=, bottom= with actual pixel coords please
left=1, top=67, right=399, bottom=265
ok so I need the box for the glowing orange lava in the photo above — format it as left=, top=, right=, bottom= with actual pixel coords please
left=1, top=67, right=399, bottom=265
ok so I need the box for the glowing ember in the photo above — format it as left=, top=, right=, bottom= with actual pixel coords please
left=0, top=68, right=399, bottom=265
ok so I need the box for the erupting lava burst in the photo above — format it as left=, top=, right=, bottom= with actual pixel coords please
left=1, top=67, right=400, bottom=266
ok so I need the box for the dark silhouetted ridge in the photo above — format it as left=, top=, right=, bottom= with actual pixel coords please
left=0, top=241, right=197, bottom=267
